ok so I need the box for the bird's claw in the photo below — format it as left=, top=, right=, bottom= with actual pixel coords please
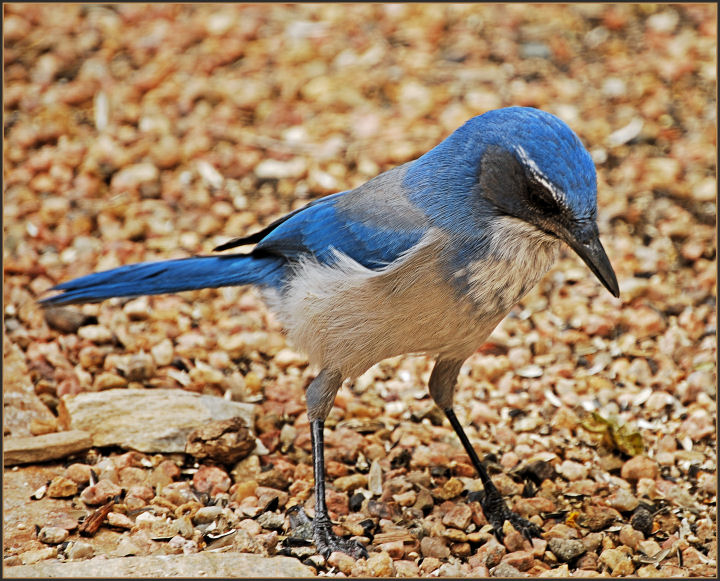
left=481, top=485, right=543, bottom=542
left=289, top=507, right=368, bottom=560
left=313, top=518, right=368, bottom=560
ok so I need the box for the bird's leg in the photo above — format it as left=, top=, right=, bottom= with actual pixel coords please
left=443, top=407, right=543, bottom=541
left=309, top=419, right=368, bottom=559
left=293, top=369, right=368, bottom=559
left=429, top=359, right=542, bottom=541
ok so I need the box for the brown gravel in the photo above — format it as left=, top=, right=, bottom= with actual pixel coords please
left=3, top=3, right=717, bottom=578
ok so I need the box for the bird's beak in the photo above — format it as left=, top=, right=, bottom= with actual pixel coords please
left=563, top=224, right=620, bottom=298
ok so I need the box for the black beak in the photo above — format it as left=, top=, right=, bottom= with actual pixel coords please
left=563, top=224, right=620, bottom=298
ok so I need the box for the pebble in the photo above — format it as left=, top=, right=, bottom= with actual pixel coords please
left=420, top=536, right=450, bottom=559
left=333, top=473, right=367, bottom=493
left=557, top=460, right=589, bottom=481
left=47, top=475, right=79, bottom=498
left=151, top=339, right=174, bottom=367
left=501, top=550, right=534, bottom=572
left=327, top=550, right=356, bottom=574
left=80, top=478, right=122, bottom=505
left=492, top=562, right=524, bottom=577
left=366, top=552, right=395, bottom=577
left=606, top=488, right=640, bottom=512
left=618, top=524, right=644, bottom=550
left=66, top=540, right=95, bottom=560
left=192, top=465, right=231, bottom=496
left=549, top=538, right=586, bottom=562
left=578, top=505, right=621, bottom=532
left=441, top=502, right=472, bottom=530
left=475, top=537, right=507, bottom=568
left=192, top=506, right=223, bottom=524
left=394, top=559, right=421, bottom=577
left=107, top=511, right=134, bottom=529
left=256, top=511, right=285, bottom=531
left=77, top=325, right=114, bottom=344
left=621, top=456, right=659, bottom=482
left=599, top=547, right=634, bottom=576
left=38, top=525, right=69, bottom=545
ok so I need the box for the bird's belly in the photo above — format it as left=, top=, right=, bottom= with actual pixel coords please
left=265, top=250, right=492, bottom=378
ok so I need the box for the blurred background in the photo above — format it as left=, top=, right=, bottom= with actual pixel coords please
left=3, top=4, right=717, bottom=575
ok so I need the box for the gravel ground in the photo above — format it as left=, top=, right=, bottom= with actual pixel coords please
left=3, top=3, right=717, bottom=578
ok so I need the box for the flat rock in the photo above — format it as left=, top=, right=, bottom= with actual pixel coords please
left=3, top=430, right=92, bottom=466
left=58, top=388, right=257, bottom=454
left=3, top=552, right=315, bottom=577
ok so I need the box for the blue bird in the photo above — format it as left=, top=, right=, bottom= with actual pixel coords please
left=41, top=107, right=619, bottom=558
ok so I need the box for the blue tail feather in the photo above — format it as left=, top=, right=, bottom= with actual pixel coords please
left=40, top=253, right=284, bottom=306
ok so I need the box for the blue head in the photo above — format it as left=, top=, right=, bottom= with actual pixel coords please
left=406, top=107, right=619, bottom=297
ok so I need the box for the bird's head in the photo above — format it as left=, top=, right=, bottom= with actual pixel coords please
left=470, top=107, right=620, bottom=298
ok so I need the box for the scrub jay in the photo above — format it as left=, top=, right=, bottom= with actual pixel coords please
left=41, top=107, right=620, bottom=558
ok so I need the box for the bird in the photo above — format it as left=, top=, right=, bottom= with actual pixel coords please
left=40, top=106, right=620, bottom=559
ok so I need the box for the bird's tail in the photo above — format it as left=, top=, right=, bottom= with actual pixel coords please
left=39, top=253, right=284, bottom=307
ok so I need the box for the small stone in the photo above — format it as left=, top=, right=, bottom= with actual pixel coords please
left=122, top=352, right=156, bottom=382
left=38, top=526, right=69, bottom=545
left=151, top=339, right=174, bottom=367
left=394, top=559, right=421, bottom=577
left=327, top=550, right=356, bottom=574
left=606, top=488, right=639, bottom=512
left=77, top=325, right=114, bottom=344
left=548, top=538, right=586, bottom=562
left=80, top=478, right=122, bottom=505
left=442, top=502, right=472, bottom=530
left=366, top=552, right=395, bottom=577
left=636, top=564, right=663, bottom=577
left=107, top=512, right=134, bottom=529
left=501, top=550, right=534, bottom=572
left=93, top=371, right=128, bottom=390
left=434, top=477, right=464, bottom=500
left=619, top=524, right=644, bottom=550
left=475, top=537, right=507, bottom=568
left=576, top=551, right=598, bottom=570
left=46, top=475, right=78, bottom=498
left=333, top=473, right=367, bottom=493
left=577, top=505, right=621, bottom=532
left=421, top=536, right=450, bottom=559
left=185, top=417, right=256, bottom=465
left=513, top=497, right=555, bottom=520
left=599, top=548, right=633, bottom=575
left=66, top=540, right=95, bottom=560
left=631, top=507, right=655, bottom=536
left=192, top=465, right=231, bottom=496
left=44, top=307, right=94, bottom=334
left=491, top=562, right=524, bottom=577
left=256, top=511, right=285, bottom=531
left=557, top=460, right=589, bottom=481
left=193, top=506, right=223, bottom=524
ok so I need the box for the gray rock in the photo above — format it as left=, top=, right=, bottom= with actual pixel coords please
left=4, top=552, right=314, bottom=577
left=3, top=431, right=92, bottom=466
left=491, top=562, right=525, bottom=577
left=58, top=388, right=257, bottom=453
left=549, top=537, right=587, bottom=562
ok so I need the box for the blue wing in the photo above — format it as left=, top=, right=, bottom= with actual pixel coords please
left=219, top=164, right=429, bottom=270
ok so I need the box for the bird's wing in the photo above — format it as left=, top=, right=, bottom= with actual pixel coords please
left=216, top=163, right=430, bottom=270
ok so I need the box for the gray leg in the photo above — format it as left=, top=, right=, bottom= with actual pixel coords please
left=303, top=369, right=368, bottom=558
left=429, top=358, right=542, bottom=541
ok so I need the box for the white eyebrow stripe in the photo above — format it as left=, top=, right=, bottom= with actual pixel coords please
left=515, top=145, right=565, bottom=204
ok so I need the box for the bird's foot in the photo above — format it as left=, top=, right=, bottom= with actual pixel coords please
left=287, top=506, right=368, bottom=559
left=479, top=485, right=543, bottom=542
left=313, top=517, right=368, bottom=560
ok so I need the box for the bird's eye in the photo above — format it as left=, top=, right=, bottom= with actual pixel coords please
left=528, top=181, right=561, bottom=215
